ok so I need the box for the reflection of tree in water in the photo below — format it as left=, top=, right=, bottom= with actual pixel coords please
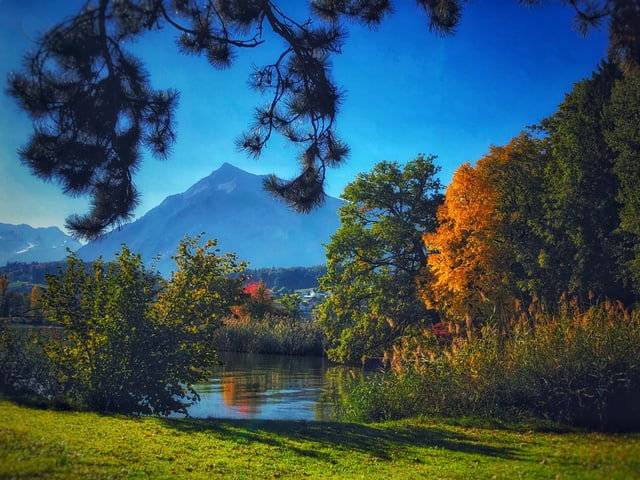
left=219, top=370, right=285, bottom=417
left=215, top=352, right=347, bottom=420
left=220, top=374, right=257, bottom=418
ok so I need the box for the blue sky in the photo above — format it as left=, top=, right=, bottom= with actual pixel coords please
left=0, top=0, right=608, bottom=232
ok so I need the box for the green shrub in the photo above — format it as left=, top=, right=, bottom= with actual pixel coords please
left=335, top=369, right=428, bottom=421
left=34, top=237, right=245, bottom=415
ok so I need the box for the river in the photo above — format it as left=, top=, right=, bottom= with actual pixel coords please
left=186, top=351, right=361, bottom=421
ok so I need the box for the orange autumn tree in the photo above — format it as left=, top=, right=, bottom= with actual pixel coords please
left=242, top=281, right=274, bottom=319
left=422, top=162, right=511, bottom=332
left=422, top=133, right=548, bottom=331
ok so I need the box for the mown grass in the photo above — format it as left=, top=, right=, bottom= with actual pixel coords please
left=1, top=400, right=639, bottom=479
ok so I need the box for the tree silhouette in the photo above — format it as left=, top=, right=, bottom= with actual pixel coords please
left=7, top=0, right=635, bottom=239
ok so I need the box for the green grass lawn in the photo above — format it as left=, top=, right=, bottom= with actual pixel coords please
left=1, top=400, right=639, bottom=479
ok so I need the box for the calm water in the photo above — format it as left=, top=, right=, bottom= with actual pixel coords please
left=186, top=352, right=356, bottom=421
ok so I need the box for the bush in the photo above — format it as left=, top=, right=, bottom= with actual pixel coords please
left=36, top=236, right=245, bottom=415
left=335, top=369, right=427, bottom=421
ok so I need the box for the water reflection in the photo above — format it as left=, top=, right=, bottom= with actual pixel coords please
left=186, top=351, right=361, bottom=421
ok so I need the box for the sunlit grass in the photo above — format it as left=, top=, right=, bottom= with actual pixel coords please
left=1, top=400, right=639, bottom=479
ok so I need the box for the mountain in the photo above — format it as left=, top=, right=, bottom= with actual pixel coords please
left=77, top=163, right=342, bottom=276
left=0, top=223, right=82, bottom=266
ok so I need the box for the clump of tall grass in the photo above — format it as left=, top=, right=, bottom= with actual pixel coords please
left=213, top=313, right=324, bottom=356
left=343, top=298, right=640, bottom=430
left=503, top=298, right=640, bottom=430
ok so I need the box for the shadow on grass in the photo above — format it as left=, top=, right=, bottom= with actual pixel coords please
left=158, top=416, right=520, bottom=462
left=0, top=396, right=520, bottom=463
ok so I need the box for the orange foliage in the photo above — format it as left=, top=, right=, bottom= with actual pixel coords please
left=423, top=151, right=517, bottom=328
left=244, top=281, right=271, bottom=301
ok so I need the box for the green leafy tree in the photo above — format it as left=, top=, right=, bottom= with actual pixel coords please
left=318, top=155, right=443, bottom=364
left=42, top=248, right=163, bottom=412
left=277, top=293, right=303, bottom=320
left=483, top=133, right=551, bottom=305
left=8, top=0, right=632, bottom=239
left=41, top=236, right=245, bottom=414
left=156, top=234, right=247, bottom=331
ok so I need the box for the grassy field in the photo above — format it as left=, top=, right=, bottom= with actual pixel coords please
left=1, top=400, right=639, bottom=479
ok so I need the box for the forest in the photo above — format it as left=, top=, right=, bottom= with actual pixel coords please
left=321, top=62, right=640, bottom=361
left=315, top=60, right=640, bottom=430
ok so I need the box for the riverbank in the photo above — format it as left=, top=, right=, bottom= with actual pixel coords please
left=1, top=400, right=639, bottom=479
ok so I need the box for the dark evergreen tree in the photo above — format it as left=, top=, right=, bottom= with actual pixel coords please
left=604, top=74, right=640, bottom=293
left=538, top=62, right=635, bottom=304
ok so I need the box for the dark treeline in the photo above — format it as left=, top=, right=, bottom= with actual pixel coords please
left=0, top=261, right=66, bottom=287
left=245, top=265, right=326, bottom=293
left=0, top=261, right=326, bottom=291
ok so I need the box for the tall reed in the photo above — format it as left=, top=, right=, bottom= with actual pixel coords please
left=343, top=298, right=640, bottom=430
left=213, top=313, right=324, bottom=356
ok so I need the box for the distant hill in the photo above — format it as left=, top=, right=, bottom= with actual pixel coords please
left=0, top=223, right=81, bottom=266
left=246, top=265, right=327, bottom=292
left=0, top=261, right=325, bottom=293
left=77, top=163, right=341, bottom=276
